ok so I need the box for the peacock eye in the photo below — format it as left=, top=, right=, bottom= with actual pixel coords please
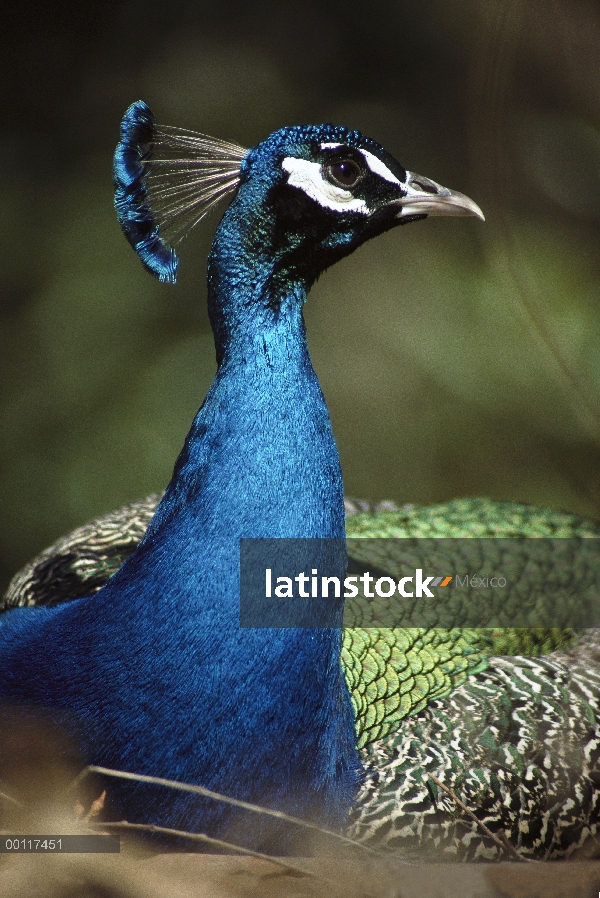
left=325, top=158, right=363, bottom=189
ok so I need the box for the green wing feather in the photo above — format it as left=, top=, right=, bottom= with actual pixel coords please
left=342, top=626, right=489, bottom=748
left=341, top=497, right=599, bottom=748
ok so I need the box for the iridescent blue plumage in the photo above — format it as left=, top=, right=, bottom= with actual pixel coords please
left=114, top=101, right=247, bottom=285
left=0, top=104, right=483, bottom=852
left=113, top=101, right=179, bottom=283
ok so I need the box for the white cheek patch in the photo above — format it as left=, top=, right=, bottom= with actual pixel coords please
left=282, top=157, right=369, bottom=215
left=357, top=148, right=402, bottom=186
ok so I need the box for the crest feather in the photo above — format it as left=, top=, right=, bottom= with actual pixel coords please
left=113, top=101, right=246, bottom=283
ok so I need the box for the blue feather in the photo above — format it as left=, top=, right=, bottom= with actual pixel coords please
left=113, top=101, right=180, bottom=284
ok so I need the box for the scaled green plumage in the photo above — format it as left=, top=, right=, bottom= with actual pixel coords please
left=342, top=626, right=489, bottom=748
left=342, top=496, right=594, bottom=749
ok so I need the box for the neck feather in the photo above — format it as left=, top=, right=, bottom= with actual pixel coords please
left=148, top=206, right=344, bottom=542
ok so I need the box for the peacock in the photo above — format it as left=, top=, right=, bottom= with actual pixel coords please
left=2, top=100, right=600, bottom=861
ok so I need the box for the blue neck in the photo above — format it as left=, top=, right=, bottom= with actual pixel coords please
left=149, top=195, right=345, bottom=542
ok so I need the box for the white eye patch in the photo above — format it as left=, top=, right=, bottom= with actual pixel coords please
left=282, top=157, right=369, bottom=214
left=358, top=148, right=402, bottom=186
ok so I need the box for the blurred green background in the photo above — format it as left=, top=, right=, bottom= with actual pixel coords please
left=1, top=0, right=600, bottom=593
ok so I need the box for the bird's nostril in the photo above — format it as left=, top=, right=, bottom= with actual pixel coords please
left=412, top=179, right=435, bottom=193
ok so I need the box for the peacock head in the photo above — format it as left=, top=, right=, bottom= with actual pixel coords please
left=224, top=123, right=484, bottom=290
left=114, top=102, right=484, bottom=289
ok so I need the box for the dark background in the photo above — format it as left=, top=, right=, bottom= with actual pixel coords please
left=2, top=0, right=600, bottom=593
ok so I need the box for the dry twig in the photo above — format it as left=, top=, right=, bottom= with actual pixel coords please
left=74, top=764, right=405, bottom=862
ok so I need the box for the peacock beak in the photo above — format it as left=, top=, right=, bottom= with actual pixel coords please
left=393, top=171, right=485, bottom=221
